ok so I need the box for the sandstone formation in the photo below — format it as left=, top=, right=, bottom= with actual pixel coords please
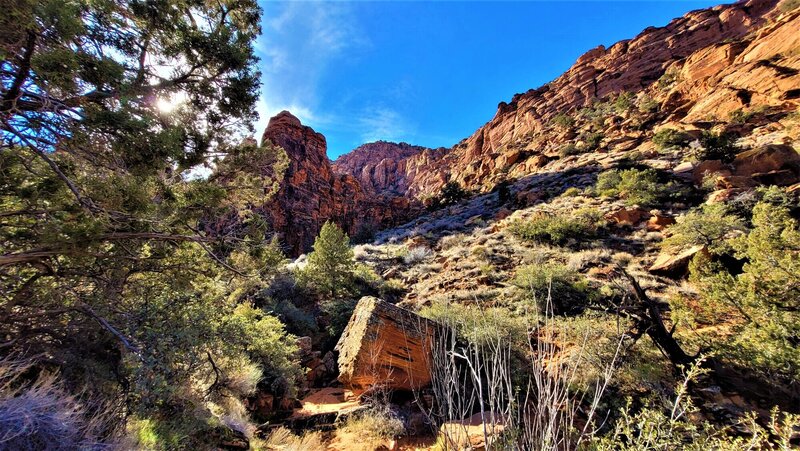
left=335, top=296, right=439, bottom=394
left=258, top=112, right=419, bottom=255
left=328, top=0, right=798, bottom=200
left=649, top=245, right=709, bottom=277
left=331, top=141, right=440, bottom=196
left=259, top=0, right=799, bottom=258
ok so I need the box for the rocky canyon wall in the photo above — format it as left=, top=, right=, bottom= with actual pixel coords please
left=259, top=0, right=799, bottom=255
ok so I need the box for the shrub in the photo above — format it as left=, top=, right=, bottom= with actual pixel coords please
left=613, top=92, right=635, bottom=113
left=579, top=98, right=613, bottom=126
left=594, top=168, right=662, bottom=207
left=729, top=108, right=754, bottom=124
left=591, top=358, right=800, bottom=450
left=301, top=221, right=355, bottom=297
left=508, top=209, right=602, bottom=246
left=439, top=181, right=468, bottom=205
left=661, top=203, right=746, bottom=255
left=513, top=263, right=595, bottom=315
left=421, top=302, right=527, bottom=345
left=696, top=131, right=739, bottom=163
left=426, top=299, right=623, bottom=450
left=439, top=234, right=464, bottom=250
left=652, top=128, right=691, bottom=150
left=638, top=94, right=659, bottom=113
left=226, top=303, right=301, bottom=382
left=562, top=187, right=581, bottom=197
left=379, top=278, right=407, bottom=299
left=334, top=408, right=406, bottom=450
left=657, top=69, right=679, bottom=90
left=352, top=262, right=379, bottom=284
left=404, top=246, right=432, bottom=265
left=689, top=201, right=800, bottom=382
left=559, top=143, right=584, bottom=157
left=551, top=112, right=575, bottom=129
left=320, top=297, right=358, bottom=339
left=581, top=131, right=604, bottom=150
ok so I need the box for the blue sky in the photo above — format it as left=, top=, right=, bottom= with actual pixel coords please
left=255, top=1, right=724, bottom=159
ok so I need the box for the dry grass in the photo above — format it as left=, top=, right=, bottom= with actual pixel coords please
left=263, top=426, right=324, bottom=451
left=404, top=246, right=433, bottom=265
left=331, top=408, right=405, bottom=451
left=0, top=357, right=114, bottom=450
left=439, top=234, right=465, bottom=250
left=566, top=248, right=613, bottom=271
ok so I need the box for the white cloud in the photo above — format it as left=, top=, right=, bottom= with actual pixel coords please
left=255, top=2, right=367, bottom=134
left=358, top=106, right=415, bottom=144
left=255, top=2, right=424, bottom=154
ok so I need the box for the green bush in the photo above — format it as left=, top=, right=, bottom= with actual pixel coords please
left=508, top=209, right=603, bottom=246
left=421, top=302, right=527, bottom=345
left=638, top=94, right=659, bottom=114
left=513, top=263, right=595, bottom=315
left=613, top=92, right=635, bottom=113
left=657, top=70, right=679, bottom=91
left=591, top=359, right=800, bottom=450
left=439, top=181, right=468, bottom=205
left=581, top=131, right=604, bottom=150
left=551, top=112, right=575, bottom=129
left=689, top=201, right=800, bottom=382
left=319, top=297, right=358, bottom=339
left=696, top=131, right=739, bottom=163
left=559, top=143, right=584, bottom=157
left=729, top=108, right=754, bottom=124
left=594, top=168, right=664, bottom=207
left=661, top=203, right=746, bottom=255
left=652, top=128, right=691, bottom=150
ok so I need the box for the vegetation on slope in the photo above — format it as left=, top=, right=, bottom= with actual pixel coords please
left=2, top=0, right=800, bottom=448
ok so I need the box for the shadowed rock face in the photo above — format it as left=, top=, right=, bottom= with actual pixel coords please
left=258, top=111, right=419, bottom=256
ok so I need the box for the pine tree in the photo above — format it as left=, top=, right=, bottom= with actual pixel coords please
left=304, top=221, right=355, bottom=297
left=0, top=0, right=300, bottom=444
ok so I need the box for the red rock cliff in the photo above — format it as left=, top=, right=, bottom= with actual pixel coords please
left=331, top=141, right=439, bottom=196
left=259, top=112, right=418, bottom=256
left=332, top=0, right=795, bottom=197
left=264, top=0, right=799, bottom=252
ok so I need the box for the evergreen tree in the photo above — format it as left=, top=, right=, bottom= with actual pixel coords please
left=439, top=181, right=467, bottom=205
left=304, top=221, right=355, bottom=298
left=690, top=201, right=800, bottom=383
left=0, top=0, right=299, bottom=444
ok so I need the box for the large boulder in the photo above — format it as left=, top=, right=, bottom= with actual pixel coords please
left=649, top=245, right=708, bottom=278
left=335, top=297, right=440, bottom=394
left=606, top=207, right=648, bottom=226
left=733, top=144, right=800, bottom=181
